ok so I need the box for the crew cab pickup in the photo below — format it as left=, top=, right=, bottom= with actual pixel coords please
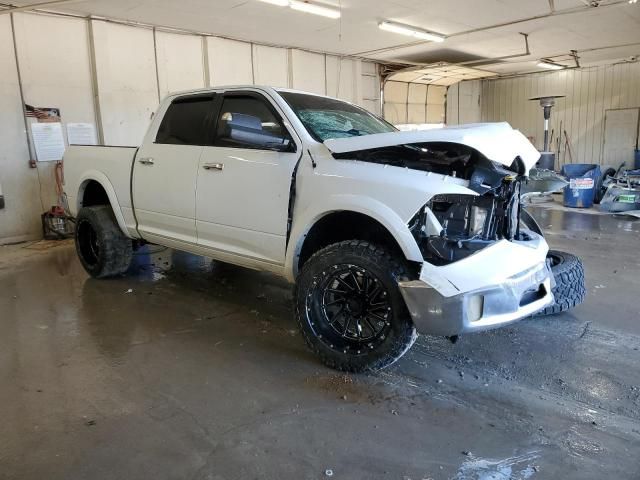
left=64, top=86, right=561, bottom=371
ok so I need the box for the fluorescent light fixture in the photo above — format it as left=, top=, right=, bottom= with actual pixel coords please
left=379, top=21, right=445, bottom=42
left=257, top=0, right=289, bottom=5
left=537, top=61, right=564, bottom=70
left=289, top=0, right=341, bottom=18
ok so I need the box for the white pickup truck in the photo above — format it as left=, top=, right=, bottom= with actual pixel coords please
left=63, top=86, right=585, bottom=371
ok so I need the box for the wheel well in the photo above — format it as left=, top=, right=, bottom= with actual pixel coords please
left=81, top=180, right=109, bottom=208
left=298, top=211, right=414, bottom=272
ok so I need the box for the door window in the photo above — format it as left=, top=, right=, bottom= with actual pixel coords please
left=214, top=95, right=293, bottom=151
left=156, top=95, right=215, bottom=145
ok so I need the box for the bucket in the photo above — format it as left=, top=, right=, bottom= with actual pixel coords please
left=561, top=163, right=601, bottom=208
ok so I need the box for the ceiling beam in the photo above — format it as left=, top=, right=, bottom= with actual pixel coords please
left=0, top=0, right=86, bottom=15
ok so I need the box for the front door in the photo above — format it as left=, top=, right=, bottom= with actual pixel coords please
left=133, top=94, right=216, bottom=244
left=196, top=91, right=300, bottom=266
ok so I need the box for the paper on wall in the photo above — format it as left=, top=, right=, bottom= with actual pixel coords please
left=31, top=122, right=65, bottom=162
left=67, top=123, right=97, bottom=145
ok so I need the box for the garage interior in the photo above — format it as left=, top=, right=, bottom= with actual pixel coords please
left=1, top=0, right=640, bottom=478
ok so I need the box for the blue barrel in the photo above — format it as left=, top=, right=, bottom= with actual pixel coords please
left=635, top=149, right=640, bottom=169
left=561, top=164, right=601, bottom=208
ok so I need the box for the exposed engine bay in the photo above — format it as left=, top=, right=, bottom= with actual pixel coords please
left=335, top=141, right=527, bottom=266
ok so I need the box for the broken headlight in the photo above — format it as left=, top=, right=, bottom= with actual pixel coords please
left=410, top=179, right=522, bottom=265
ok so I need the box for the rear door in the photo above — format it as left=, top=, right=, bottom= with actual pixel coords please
left=133, top=93, right=216, bottom=244
left=195, top=91, right=300, bottom=266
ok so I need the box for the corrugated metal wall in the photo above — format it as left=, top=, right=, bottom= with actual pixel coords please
left=481, top=63, right=640, bottom=166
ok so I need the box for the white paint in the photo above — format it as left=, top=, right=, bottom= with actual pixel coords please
left=324, top=122, right=541, bottom=171
left=64, top=82, right=551, bottom=341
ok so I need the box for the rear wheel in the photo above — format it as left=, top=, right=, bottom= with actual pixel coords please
left=536, top=250, right=586, bottom=316
left=75, top=206, right=133, bottom=278
left=295, top=240, right=416, bottom=372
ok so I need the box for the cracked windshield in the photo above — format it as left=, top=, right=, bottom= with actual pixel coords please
left=280, top=91, right=396, bottom=142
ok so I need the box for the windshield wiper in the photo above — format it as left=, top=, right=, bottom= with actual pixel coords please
left=324, top=128, right=363, bottom=137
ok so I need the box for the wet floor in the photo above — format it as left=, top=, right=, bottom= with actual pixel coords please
left=1, top=202, right=639, bottom=479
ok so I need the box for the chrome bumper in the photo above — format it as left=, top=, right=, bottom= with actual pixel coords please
left=398, top=262, right=554, bottom=336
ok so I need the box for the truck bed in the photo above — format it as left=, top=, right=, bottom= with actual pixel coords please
left=64, top=145, right=138, bottom=234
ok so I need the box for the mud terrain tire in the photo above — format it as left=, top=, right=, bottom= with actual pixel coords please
left=295, top=240, right=416, bottom=372
left=75, top=206, right=132, bottom=278
left=536, top=250, right=586, bottom=316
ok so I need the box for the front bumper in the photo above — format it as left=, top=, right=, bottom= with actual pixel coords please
left=398, top=233, right=554, bottom=336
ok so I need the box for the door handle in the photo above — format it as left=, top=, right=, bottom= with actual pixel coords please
left=203, top=162, right=224, bottom=171
left=138, top=157, right=154, bottom=165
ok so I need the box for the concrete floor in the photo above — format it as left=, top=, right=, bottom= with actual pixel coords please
left=1, top=202, right=639, bottom=480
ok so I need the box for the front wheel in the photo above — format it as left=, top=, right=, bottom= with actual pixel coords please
left=535, top=250, right=586, bottom=316
left=295, top=240, right=416, bottom=372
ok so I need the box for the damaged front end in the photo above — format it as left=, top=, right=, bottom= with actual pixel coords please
left=409, top=151, right=526, bottom=266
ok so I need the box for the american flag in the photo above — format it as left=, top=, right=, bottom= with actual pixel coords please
left=25, top=104, right=60, bottom=120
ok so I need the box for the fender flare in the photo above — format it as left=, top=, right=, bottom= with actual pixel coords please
left=77, top=171, right=130, bottom=237
left=284, top=194, right=423, bottom=281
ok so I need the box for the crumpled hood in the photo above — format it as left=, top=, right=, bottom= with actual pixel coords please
left=324, top=122, right=540, bottom=173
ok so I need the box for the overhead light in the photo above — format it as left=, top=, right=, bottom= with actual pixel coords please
left=537, top=61, right=564, bottom=70
left=257, top=0, right=289, bottom=5
left=289, top=1, right=341, bottom=18
left=629, top=0, right=637, bottom=4
left=379, top=21, right=445, bottom=42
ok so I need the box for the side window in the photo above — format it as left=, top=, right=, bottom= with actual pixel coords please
left=214, top=95, right=293, bottom=151
left=156, top=95, right=215, bottom=145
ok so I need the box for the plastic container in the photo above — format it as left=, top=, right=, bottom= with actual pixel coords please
left=561, top=163, right=601, bottom=208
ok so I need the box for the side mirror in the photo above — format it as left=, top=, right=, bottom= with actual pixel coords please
left=222, top=112, right=293, bottom=152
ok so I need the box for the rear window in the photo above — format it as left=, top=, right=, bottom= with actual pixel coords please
left=156, top=95, right=215, bottom=145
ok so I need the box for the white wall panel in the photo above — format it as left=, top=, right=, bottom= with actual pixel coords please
left=407, top=83, right=427, bottom=124
left=13, top=13, right=95, bottom=208
left=361, top=62, right=380, bottom=115
left=446, top=81, right=480, bottom=125
left=385, top=81, right=446, bottom=126
left=481, top=63, right=640, bottom=167
left=0, top=15, right=42, bottom=242
left=155, top=31, right=204, bottom=98
left=0, top=12, right=385, bottom=242
left=326, top=56, right=358, bottom=103
left=252, top=45, right=288, bottom=88
left=290, top=49, right=325, bottom=95
left=207, top=37, right=253, bottom=86
left=92, top=21, right=158, bottom=146
left=383, top=81, right=408, bottom=125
